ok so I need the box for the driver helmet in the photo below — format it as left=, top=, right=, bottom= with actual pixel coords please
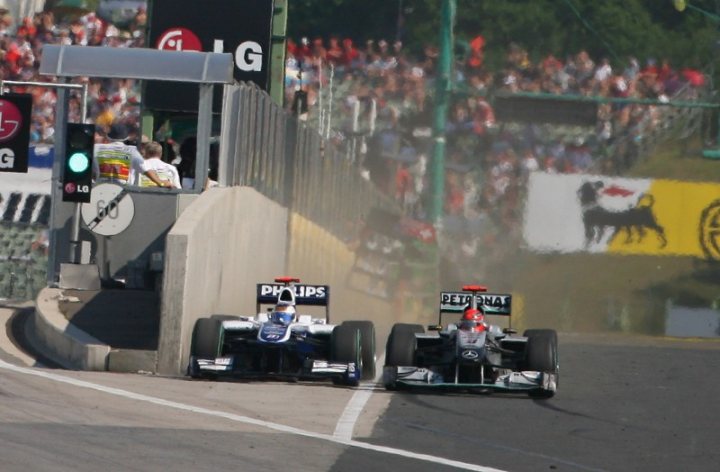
left=271, top=303, right=296, bottom=326
left=459, top=307, right=485, bottom=332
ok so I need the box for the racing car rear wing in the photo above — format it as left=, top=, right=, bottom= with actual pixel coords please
left=439, top=292, right=512, bottom=316
left=256, top=283, right=331, bottom=319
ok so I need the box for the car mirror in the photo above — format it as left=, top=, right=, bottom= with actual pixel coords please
left=503, top=328, right=517, bottom=335
left=427, top=324, right=442, bottom=331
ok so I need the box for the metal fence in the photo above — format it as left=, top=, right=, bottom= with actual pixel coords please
left=603, top=81, right=711, bottom=171
left=220, top=82, right=398, bottom=241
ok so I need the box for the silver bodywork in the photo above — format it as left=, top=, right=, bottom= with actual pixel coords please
left=384, top=324, right=558, bottom=394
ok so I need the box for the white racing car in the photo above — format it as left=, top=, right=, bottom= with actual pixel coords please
left=187, top=277, right=375, bottom=386
left=383, top=284, right=558, bottom=398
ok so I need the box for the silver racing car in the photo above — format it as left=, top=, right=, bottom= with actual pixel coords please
left=383, top=284, right=558, bottom=398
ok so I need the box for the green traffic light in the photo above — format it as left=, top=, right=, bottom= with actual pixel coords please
left=68, top=152, right=90, bottom=173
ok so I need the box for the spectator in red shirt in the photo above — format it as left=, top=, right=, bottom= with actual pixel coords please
left=466, top=35, right=485, bottom=71
left=341, top=38, right=359, bottom=67
left=16, top=17, right=36, bottom=38
left=326, top=36, right=344, bottom=66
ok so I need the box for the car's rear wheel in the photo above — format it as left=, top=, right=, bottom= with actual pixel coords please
left=342, top=321, right=376, bottom=380
left=188, top=318, right=223, bottom=379
left=524, top=329, right=558, bottom=399
left=331, top=324, right=362, bottom=386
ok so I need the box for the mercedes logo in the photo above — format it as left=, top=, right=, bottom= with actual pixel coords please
left=462, top=350, right=479, bottom=360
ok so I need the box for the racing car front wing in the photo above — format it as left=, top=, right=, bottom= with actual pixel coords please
left=189, top=356, right=360, bottom=383
left=383, top=366, right=557, bottom=393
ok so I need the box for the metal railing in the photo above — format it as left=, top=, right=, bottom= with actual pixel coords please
left=220, top=82, right=399, bottom=241
left=0, top=80, right=88, bottom=122
left=603, top=81, right=711, bottom=171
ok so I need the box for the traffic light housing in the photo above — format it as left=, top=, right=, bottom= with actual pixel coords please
left=62, top=123, right=94, bottom=203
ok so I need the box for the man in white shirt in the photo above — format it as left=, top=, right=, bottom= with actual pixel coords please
left=137, top=141, right=181, bottom=189
left=93, top=124, right=171, bottom=188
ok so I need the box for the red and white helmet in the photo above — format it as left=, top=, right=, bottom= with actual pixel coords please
left=459, top=307, right=485, bottom=332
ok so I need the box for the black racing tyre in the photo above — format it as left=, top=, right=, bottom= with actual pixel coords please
left=385, top=324, right=423, bottom=367
left=191, top=317, right=223, bottom=359
left=524, top=329, right=558, bottom=399
left=342, top=321, right=376, bottom=381
left=331, top=324, right=362, bottom=386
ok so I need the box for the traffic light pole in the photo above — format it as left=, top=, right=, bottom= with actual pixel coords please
left=68, top=86, right=89, bottom=265
left=69, top=203, right=82, bottom=263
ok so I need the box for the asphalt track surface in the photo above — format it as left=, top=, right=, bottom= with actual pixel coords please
left=1, top=308, right=719, bottom=472
left=360, top=334, right=720, bottom=472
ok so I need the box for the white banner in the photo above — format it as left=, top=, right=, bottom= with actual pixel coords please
left=523, top=172, right=652, bottom=253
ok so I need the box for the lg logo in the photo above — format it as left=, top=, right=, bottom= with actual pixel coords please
left=213, top=39, right=263, bottom=72
left=0, top=100, right=23, bottom=142
left=63, top=183, right=89, bottom=196
left=157, top=27, right=202, bottom=51
left=0, top=147, right=15, bottom=169
left=157, top=28, right=264, bottom=73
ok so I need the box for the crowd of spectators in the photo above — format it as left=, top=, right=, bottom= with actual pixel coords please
left=284, top=35, right=708, bottom=282
left=0, top=8, right=709, bottom=281
left=0, top=8, right=146, bottom=145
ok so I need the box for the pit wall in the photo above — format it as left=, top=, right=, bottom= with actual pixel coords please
left=157, top=187, right=288, bottom=375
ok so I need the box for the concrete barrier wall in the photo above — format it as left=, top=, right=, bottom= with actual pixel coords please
left=32, top=287, right=110, bottom=370
left=157, top=187, right=288, bottom=375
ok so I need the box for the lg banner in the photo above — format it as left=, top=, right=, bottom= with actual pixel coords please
left=146, top=0, right=274, bottom=112
left=0, top=93, right=32, bottom=173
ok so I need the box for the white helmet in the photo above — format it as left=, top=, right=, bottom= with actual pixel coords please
left=271, top=303, right=296, bottom=326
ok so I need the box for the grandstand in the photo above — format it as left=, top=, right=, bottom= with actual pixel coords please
left=0, top=222, right=47, bottom=301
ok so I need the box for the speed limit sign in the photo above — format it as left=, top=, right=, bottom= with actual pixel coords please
left=81, top=183, right=135, bottom=236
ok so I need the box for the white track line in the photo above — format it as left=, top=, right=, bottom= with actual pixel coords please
left=333, top=354, right=385, bottom=440
left=0, top=359, right=507, bottom=472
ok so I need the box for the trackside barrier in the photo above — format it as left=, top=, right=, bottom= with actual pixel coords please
left=220, top=82, right=399, bottom=242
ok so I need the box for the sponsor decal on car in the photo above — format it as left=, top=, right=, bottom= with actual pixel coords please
left=259, top=284, right=327, bottom=298
left=439, top=292, right=512, bottom=315
left=256, top=283, right=330, bottom=306
left=259, top=324, right=290, bottom=342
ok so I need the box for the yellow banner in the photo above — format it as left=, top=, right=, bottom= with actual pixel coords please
left=607, top=180, right=720, bottom=259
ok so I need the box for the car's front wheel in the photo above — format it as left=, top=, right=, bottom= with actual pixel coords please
left=524, top=329, right=558, bottom=399
left=383, top=324, right=424, bottom=390
left=188, top=317, right=223, bottom=379
left=331, top=324, right=362, bottom=386
left=341, top=321, right=376, bottom=380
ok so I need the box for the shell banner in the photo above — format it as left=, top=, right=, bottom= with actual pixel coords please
left=523, top=172, right=720, bottom=260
